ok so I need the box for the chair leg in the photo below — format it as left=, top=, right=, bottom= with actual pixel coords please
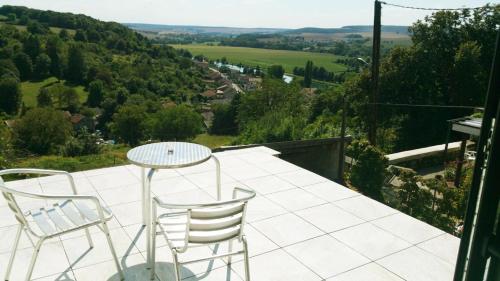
left=150, top=222, right=157, bottom=280
left=25, top=239, right=44, bottom=281
left=227, top=240, right=233, bottom=265
left=101, top=222, right=124, bottom=280
left=85, top=229, right=94, bottom=248
left=172, top=250, right=181, bottom=281
left=242, top=236, right=251, bottom=281
left=4, top=224, right=22, bottom=281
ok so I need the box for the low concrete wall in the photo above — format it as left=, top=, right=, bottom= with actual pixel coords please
left=215, top=137, right=351, bottom=181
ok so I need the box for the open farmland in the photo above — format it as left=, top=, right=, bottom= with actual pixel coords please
left=170, top=44, right=347, bottom=73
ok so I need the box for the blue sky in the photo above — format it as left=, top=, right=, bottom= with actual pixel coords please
left=1, top=0, right=497, bottom=28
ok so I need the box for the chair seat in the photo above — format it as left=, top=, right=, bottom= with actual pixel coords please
left=25, top=199, right=112, bottom=237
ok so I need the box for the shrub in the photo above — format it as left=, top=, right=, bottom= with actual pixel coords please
left=347, top=139, right=388, bottom=200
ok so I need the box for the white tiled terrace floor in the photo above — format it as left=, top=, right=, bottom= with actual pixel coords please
left=0, top=146, right=460, bottom=281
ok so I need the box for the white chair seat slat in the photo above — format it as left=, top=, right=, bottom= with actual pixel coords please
left=46, top=206, right=73, bottom=231
left=73, top=201, right=100, bottom=222
left=31, top=209, right=57, bottom=235
left=191, top=203, right=244, bottom=220
left=189, top=226, right=240, bottom=244
left=190, top=214, right=242, bottom=231
left=58, top=200, right=87, bottom=226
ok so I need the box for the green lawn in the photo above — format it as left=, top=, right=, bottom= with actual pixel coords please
left=170, top=44, right=347, bottom=73
left=21, top=77, right=88, bottom=107
left=193, top=134, right=236, bottom=149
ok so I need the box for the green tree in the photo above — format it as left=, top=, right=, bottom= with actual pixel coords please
left=46, top=35, right=64, bottom=79
left=152, top=105, right=202, bottom=141
left=34, top=54, right=51, bottom=79
left=37, top=87, right=52, bottom=107
left=87, top=80, right=104, bottom=107
left=74, top=29, right=87, bottom=42
left=6, top=13, right=16, bottom=22
left=211, top=92, right=240, bottom=135
left=66, top=44, right=87, bottom=83
left=23, top=35, right=41, bottom=59
left=59, top=29, right=70, bottom=40
left=62, top=128, right=101, bottom=157
left=347, top=139, right=388, bottom=200
left=0, top=78, right=22, bottom=115
left=13, top=107, right=72, bottom=154
left=27, top=20, right=49, bottom=35
left=267, top=65, right=285, bottom=79
left=304, top=60, right=313, bottom=88
left=397, top=170, right=432, bottom=220
left=13, top=52, right=33, bottom=80
left=111, top=105, right=147, bottom=146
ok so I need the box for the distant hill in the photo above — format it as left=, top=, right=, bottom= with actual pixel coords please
left=124, top=23, right=287, bottom=36
left=124, top=23, right=410, bottom=36
left=284, top=25, right=410, bottom=35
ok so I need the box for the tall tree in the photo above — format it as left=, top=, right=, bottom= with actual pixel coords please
left=34, top=54, right=51, bottom=79
left=66, top=44, right=87, bottom=83
left=87, top=80, right=105, bottom=107
left=46, top=35, right=64, bottom=79
left=0, top=78, right=22, bottom=115
left=13, top=52, right=32, bottom=80
left=23, top=35, right=41, bottom=59
left=111, top=105, right=147, bottom=146
left=304, top=60, right=313, bottom=88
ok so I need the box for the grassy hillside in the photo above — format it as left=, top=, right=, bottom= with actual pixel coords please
left=0, top=22, right=76, bottom=35
left=171, top=44, right=347, bottom=73
left=21, top=77, right=88, bottom=107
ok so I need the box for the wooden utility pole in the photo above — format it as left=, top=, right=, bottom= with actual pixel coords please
left=369, top=0, right=382, bottom=145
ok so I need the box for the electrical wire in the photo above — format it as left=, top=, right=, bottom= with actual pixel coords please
left=381, top=1, right=485, bottom=11
left=368, top=102, right=484, bottom=110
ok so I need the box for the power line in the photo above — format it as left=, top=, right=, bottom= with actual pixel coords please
left=369, top=102, right=484, bottom=110
left=381, top=1, right=485, bottom=11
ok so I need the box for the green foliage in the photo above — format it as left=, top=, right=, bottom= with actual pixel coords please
left=111, top=105, right=147, bottom=146
left=267, top=65, right=285, bottom=79
left=0, top=77, right=22, bottom=115
left=87, top=80, right=104, bottom=107
left=13, top=107, right=73, bottom=154
left=0, top=121, right=14, bottom=169
left=347, top=140, right=388, bottom=200
left=66, top=43, right=87, bottom=83
left=23, top=35, right=40, bottom=59
left=210, top=93, right=240, bottom=135
left=13, top=52, right=32, bottom=80
left=347, top=5, right=499, bottom=152
left=151, top=105, right=203, bottom=141
left=397, top=170, right=433, bottom=219
left=62, top=128, right=101, bottom=157
left=27, top=20, right=49, bottom=35
left=34, top=53, right=51, bottom=79
left=36, top=87, right=52, bottom=107
left=304, top=60, right=313, bottom=87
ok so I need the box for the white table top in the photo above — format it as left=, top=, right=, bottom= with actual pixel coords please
left=127, top=142, right=212, bottom=169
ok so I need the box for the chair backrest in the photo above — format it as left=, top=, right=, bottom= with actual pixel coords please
left=188, top=201, right=247, bottom=244
left=155, top=187, right=256, bottom=247
left=0, top=183, right=29, bottom=226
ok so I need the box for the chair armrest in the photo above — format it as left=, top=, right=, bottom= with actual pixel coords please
left=0, top=168, right=78, bottom=194
left=232, top=187, right=256, bottom=200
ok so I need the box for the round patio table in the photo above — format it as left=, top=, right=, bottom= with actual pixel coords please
left=127, top=142, right=221, bottom=268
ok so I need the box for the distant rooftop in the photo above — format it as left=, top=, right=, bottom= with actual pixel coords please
left=0, top=146, right=459, bottom=281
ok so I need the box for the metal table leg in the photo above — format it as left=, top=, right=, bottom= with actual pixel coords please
left=212, top=155, right=221, bottom=201
left=141, top=167, right=146, bottom=226
left=146, top=168, right=156, bottom=269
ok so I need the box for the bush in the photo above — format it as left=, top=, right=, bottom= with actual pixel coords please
left=111, top=105, right=147, bottom=146
left=62, top=128, right=101, bottom=157
left=347, top=139, right=388, bottom=200
left=152, top=105, right=202, bottom=141
left=13, top=107, right=73, bottom=155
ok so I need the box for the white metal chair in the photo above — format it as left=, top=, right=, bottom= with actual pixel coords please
left=150, top=187, right=256, bottom=281
left=0, top=169, right=124, bottom=281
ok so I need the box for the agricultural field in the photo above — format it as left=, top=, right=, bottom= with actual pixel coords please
left=21, top=77, right=88, bottom=107
left=171, top=44, right=347, bottom=73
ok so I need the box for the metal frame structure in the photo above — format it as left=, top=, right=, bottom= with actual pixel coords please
left=150, top=187, right=256, bottom=281
left=454, top=30, right=500, bottom=281
left=0, top=169, right=124, bottom=281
